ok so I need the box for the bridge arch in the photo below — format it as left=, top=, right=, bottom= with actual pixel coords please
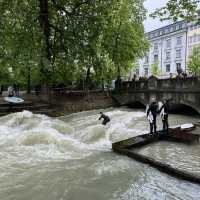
left=172, top=102, right=200, bottom=115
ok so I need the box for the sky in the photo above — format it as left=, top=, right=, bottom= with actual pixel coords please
left=144, top=0, right=171, bottom=32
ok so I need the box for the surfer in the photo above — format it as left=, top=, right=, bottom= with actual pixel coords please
left=159, top=99, right=170, bottom=132
left=147, top=97, right=159, bottom=134
left=99, top=112, right=110, bottom=125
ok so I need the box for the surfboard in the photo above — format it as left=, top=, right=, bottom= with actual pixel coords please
left=4, top=97, right=24, bottom=104
left=158, top=101, right=165, bottom=120
left=181, top=123, right=194, bottom=130
left=146, top=104, right=153, bottom=123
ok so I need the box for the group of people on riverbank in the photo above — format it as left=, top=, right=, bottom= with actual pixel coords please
left=99, top=98, right=170, bottom=134
left=7, top=84, right=19, bottom=97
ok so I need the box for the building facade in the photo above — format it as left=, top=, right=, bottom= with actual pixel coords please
left=187, top=22, right=200, bottom=59
left=131, top=20, right=200, bottom=78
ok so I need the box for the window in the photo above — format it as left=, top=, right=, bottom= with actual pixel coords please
left=177, top=36, right=182, bottom=45
left=198, top=34, right=200, bottom=41
left=194, top=24, right=198, bottom=30
left=148, top=34, right=151, bottom=39
left=144, top=55, right=149, bottom=63
left=166, top=39, right=171, bottom=48
left=176, top=63, right=182, bottom=73
left=176, top=63, right=181, bottom=69
left=189, top=36, right=193, bottom=43
left=144, top=68, right=148, bottom=76
left=154, top=54, right=158, bottom=62
left=136, top=68, right=139, bottom=76
left=188, top=47, right=193, bottom=56
left=166, top=64, right=171, bottom=72
left=193, top=34, right=197, bottom=43
left=176, top=49, right=182, bottom=58
left=154, top=43, right=158, bottom=51
left=166, top=52, right=171, bottom=60
left=166, top=27, right=170, bottom=33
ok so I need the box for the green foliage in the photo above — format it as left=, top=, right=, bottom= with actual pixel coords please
left=0, top=0, right=149, bottom=89
left=151, top=62, right=160, bottom=76
left=0, top=61, right=11, bottom=85
left=188, top=46, right=200, bottom=76
left=150, top=0, right=199, bottom=22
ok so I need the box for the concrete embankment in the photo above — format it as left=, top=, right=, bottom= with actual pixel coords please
left=0, top=90, right=116, bottom=117
left=47, top=90, right=117, bottom=114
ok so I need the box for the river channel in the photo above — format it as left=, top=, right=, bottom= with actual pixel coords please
left=0, top=108, right=200, bottom=200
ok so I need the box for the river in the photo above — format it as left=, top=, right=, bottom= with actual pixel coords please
left=0, top=108, right=200, bottom=200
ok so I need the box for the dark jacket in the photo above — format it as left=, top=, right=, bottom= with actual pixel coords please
left=147, top=102, right=158, bottom=117
left=99, top=114, right=110, bottom=121
left=159, top=102, right=170, bottom=115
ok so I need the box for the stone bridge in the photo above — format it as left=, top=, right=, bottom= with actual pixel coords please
left=112, top=76, right=200, bottom=114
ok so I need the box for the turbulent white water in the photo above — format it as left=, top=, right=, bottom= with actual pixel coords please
left=0, top=108, right=200, bottom=200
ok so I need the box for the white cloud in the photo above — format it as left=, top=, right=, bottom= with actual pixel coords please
left=144, top=0, right=171, bottom=32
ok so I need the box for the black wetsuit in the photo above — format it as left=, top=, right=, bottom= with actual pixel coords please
left=147, top=102, right=158, bottom=134
left=159, top=102, right=170, bottom=131
left=99, top=114, right=110, bottom=125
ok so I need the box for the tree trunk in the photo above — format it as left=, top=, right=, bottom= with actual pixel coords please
left=27, top=65, right=31, bottom=94
left=39, top=0, right=51, bottom=62
left=85, top=67, right=91, bottom=89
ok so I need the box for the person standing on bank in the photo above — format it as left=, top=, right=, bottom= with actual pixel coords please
left=159, top=99, right=170, bottom=132
left=147, top=97, right=159, bottom=134
left=99, top=112, right=110, bottom=125
left=7, top=86, right=14, bottom=97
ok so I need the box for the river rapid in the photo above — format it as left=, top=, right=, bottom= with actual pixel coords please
left=0, top=108, right=200, bottom=200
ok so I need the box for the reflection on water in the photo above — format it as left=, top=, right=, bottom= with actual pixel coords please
left=0, top=109, right=199, bottom=200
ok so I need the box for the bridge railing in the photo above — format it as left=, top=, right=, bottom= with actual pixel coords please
left=115, top=76, right=200, bottom=92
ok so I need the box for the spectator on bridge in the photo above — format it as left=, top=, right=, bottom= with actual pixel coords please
left=146, top=97, right=159, bottom=135
left=132, top=74, right=136, bottom=82
left=159, top=99, right=170, bottom=132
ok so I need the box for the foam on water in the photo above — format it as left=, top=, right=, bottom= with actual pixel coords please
left=0, top=109, right=200, bottom=199
left=0, top=109, right=146, bottom=160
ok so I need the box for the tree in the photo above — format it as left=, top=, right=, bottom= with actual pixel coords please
left=187, top=46, right=200, bottom=76
left=101, top=0, right=148, bottom=78
left=151, top=61, right=160, bottom=76
left=151, top=0, right=200, bottom=22
left=0, top=0, right=149, bottom=90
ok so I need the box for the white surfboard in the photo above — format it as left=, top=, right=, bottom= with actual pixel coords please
left=4, top=97, right=24, bottom=104
left=146, top=104, right=153, bottom=123
left=181, top=123, right=194, bottom=130
left=158, top=101, right=165, bottom=120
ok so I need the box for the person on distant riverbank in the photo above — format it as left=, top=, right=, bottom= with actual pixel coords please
left=99, top=112, right=110, bottom=125
left=147, top=97, right=159, bottom=134
left=8, top=86, right=14, bottom=97
left=0, top=85, right=3, bottom=95
left=13, top=83, right=19, bottom=97
left=159, top=99, right=170, bottom=132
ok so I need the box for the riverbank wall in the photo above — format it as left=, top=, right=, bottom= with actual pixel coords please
left=45, top=90, right=116, bottom=114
